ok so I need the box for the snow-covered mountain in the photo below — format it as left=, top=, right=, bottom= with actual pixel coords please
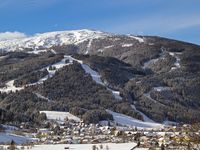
left=0, top=29, right=199, bottom=127
left=0, top=29, right=109, bottom=52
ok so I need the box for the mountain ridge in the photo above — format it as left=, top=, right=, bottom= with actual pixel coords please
left=1, top=29, right=199, bottom=53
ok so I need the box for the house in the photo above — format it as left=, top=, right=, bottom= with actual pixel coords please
left=38, top=128, right=53, bottom=137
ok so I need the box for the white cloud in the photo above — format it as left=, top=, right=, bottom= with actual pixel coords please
left=0, top=32, right=27, bottom=41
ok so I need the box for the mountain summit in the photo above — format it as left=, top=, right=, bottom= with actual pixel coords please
left=0, top=29, right=109, bottom=52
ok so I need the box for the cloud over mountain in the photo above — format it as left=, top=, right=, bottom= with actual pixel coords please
left=0, top=31, right=27, bottom=41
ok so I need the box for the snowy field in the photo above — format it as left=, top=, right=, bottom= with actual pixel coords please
left=41, top=110, right=165, bottom=129
left=0, top=132, right=31, bottom=144
left=0, top=125, right=35, bottom=144
left=2, top=143, right=137, bottom=150
left=40, top=111, right=81, bottom=122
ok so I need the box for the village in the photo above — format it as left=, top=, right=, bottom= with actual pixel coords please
left=0, top=111, right=199, bottom=150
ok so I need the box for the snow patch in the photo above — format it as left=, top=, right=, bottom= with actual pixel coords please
left=104, top=45, right=114, bottom=49
left=163, top=120, right=178, bottom=126
left=97, top=45, right=114, bottom=53
left=50, top=49, right=57, bottom=54
left=169, top=52, right=182, bottom=70
left=148, top=43, right=154, bottom=45
left=107, top=89, right=122, bottom=100
left=122, top=44, right=133, bottom=47
left=128, top=35, right=144, bottom=43
left=35, top=93, right=50, bottom=101
left=0, top=55, right=8, bottom=60
left=0, top=80, right=24, bottom=93
left=97, top=49, right=104, bottom=53
left=65, top=55, right=83, bottom=64
left=85, top=39, right=93, bottom=54
left=27, top=49, right=47, bottom=54
left=153, top=86, right=170, bottom=92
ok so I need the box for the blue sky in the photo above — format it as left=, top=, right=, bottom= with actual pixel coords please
left=0, top=0, right=200, bottom=44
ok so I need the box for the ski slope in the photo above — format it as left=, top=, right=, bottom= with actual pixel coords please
left=81, top=63, right=122, bottom=100
left=0, top=55, right=122, bottom=101
left=131, top=105, right=155, bottom=123
left=67, top=56, right=122, bottom=100
left=107, top=110, right=163, bottom=129
left=0, top=56, right=72, bottom=93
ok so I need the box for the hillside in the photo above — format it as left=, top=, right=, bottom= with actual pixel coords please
left=0, top=29, right=199, bottom=126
